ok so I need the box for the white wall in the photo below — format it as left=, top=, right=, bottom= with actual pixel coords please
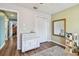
left=0, top=3, right=51, bottom=50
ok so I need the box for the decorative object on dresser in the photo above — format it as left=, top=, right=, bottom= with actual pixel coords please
left=65, top=32, right=79, bottom=55
left=21, top=33, right=40, bottom=52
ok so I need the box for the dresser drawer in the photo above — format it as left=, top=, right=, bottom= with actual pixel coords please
left=22, top=38, right=40, bottom=52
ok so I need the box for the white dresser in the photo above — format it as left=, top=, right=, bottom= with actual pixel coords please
left=22, top=33, right=40, bottom=52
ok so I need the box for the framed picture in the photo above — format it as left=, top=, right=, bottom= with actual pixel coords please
left=52, top=19, right=66, bottom=37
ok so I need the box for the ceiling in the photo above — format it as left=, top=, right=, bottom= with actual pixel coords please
left=6, top=11, right=17, bottom=20
left=0, top=10, right=17, bottom=20
left=15, top=3, right=78, bottom=14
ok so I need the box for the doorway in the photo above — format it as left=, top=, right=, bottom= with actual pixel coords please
left=0, top=9, right=17, bottom=50
left=8, top=20, right=17, bottom=40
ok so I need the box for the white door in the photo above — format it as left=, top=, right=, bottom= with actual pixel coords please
left=35, top=17, right=48, bottom=43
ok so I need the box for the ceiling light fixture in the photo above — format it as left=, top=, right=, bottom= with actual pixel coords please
left=40, top=3, right=44, bottom=4
left=33, top=6, right=38, bottom=9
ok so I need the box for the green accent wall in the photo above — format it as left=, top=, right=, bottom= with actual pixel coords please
left=0, top=16, right=5, bottom=47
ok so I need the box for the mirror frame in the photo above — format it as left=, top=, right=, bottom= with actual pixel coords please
left=52, top=18, right=66, bottom=37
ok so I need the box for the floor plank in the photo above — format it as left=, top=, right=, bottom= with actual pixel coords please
left=0, top=38, right=60, bottom=56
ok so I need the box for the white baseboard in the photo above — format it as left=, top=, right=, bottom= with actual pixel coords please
left=17, top=46, right=21, bottom=50
left=0, top=42, right=5, bottom=49
left=51, top=40, right=66, bottom=47
left=47, top=40, right=52, bottom=42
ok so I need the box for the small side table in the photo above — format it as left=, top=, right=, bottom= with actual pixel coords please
left=65, top=39, right=78, bottom=56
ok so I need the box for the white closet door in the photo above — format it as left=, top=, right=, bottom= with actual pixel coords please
left=35, top=17, right=48, bottom=43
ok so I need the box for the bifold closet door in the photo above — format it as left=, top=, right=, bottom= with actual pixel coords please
left=35, top=17, right=48, bottom=43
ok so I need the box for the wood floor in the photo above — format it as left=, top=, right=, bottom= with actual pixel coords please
left=0, top=37, right=21, bottom=56
left=0, top=37, right=63, bottom=56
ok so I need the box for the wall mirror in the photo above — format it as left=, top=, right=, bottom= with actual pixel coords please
left=52, top=19, right=66, bottom=37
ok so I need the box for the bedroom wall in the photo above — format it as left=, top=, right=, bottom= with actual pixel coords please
left=0, top=3, right=51, bottom=50
left=51, top=4, right=79, bottom=45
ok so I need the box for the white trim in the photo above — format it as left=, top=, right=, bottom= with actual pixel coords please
left=47, top=39, right=52, bottom=42
left=17, top=9, right=20, bottom=50
left=0, top=42, right=5, bottom=49
left=51, top=40, right=66, bottom=47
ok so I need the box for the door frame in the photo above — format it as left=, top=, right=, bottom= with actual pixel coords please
left=0, top=8, right=19, bottom=50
